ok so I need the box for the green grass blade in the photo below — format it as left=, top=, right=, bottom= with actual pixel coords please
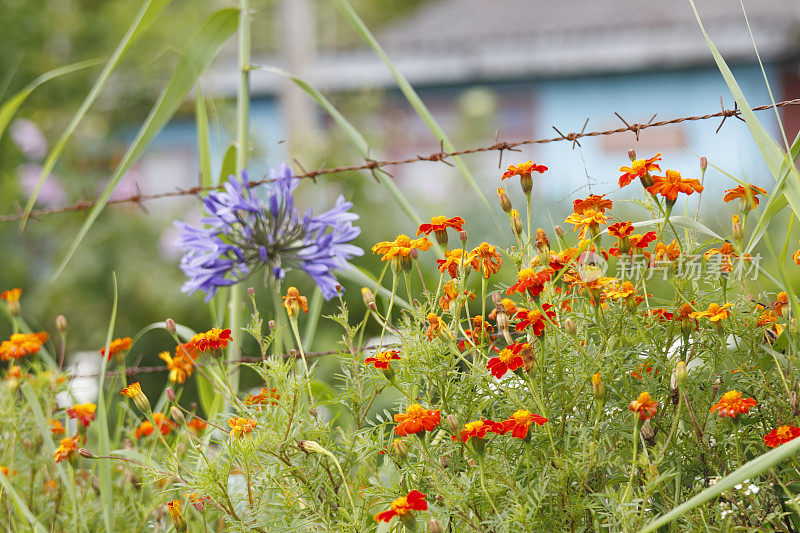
left=219, top=143, right=237, bottom=183
left=254, top=65, right=425, bottom=228
left=196, top=92, right=213, bottom=187
left=19, top=0, right=174, bottom=231
left=48, top=8, right=239, bottom=284
left=302, top=286, right=324, bottom=351
left=331, top=0, right=502, bottom=231
left=0, top=59, right=100, bottom=145
left=95, top=272, right=120, bottom=532
left=630, top=215, right=725, bottom=242
left=0, top=469, right=47, bottom=533
left=640, top=435, right=800, bottom=532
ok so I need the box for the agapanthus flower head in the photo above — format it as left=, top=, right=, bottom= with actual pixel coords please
left=176, top=166, right=362, bottom=301
left=67, top=403, right=96, bottom=427
left=619, top=153, right=661, bottom=187
left=647, top=169, right=704, bottom=202
left=373, top=490, right=428, bottom=523
left=764, top=425, right=800, bottom=448
left=394, top=404, right=441, bottom=436
left=99, top=337, right=132, bottom=362
left=723, top=184, right=767, bottom=211
left=710, top=390, right=757, bottom=418
left=492, top=410, right=548, bottom=439
left=628, top=391, right=658, bottom=421
left=0, top=332, right=49, bottom=361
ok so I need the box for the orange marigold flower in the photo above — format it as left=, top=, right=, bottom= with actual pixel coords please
left=629, top=232, right=658, bottom=250
left=0, top=332, right=49, bottom=361
left=793, top=240, right=800, bottom=265
left=158, top=351, right=194, bottom=384
left=723, top=184, right=767, bottom=210
left=573, top=194, right=613, bottom=214
left=365, top=350, right=401, bottom=370
left=710, top=390, right=757, bottom=418
left=187, top=418, right=208, bottom=435
left=605, top=281, right=636, bottom=300
left=764, top=425, right=800, bottom=448
left=608, top=221, right=635, bottom=238
left=5, top=364, right=23, bottom=382
left=462, top=315, right=494, bottom=349
left=628, top=392, right=659, bottom=421
left=514, top=305, right=556, bottom=336
left=652, top=239, right=680, bottom=261
left=48, top=418, right=65, bottom=435
left=191, top=328, right=232, bottom=352
left=439, top=280, right=475, bottom=311
left=227, top=417, right=257, bottom=442
left=424, top=313, right=452, bottom=341
left=282, top=287, right=308, bottom=318
left=371, top=234, right=431, bottom=262
left=120, top=381, right=143, bottom=398
left=619, top=153, right=661, bottom=187
left=507, top=268, right=552, bottom=298
left=630, top=363, right=655, bottom=380
left=373, top=490, right=428, bottom=523
left=0, top=466, right=15, bottom=477
left=67, top=403, right=96, bottom=427
left=648, top=308, right=675, bottom=321
left=245, top=387, right=280, bottom=407
left=564, top=208, right=609, bottom=239
left=492, top=410, right=548, bottom=439
left=436, top=248, right=466, bottom=279
left=417, top=215, right=464, bottom=236
left=486, top=342, right=529, bottom=378
left=135, top=412, right=175, bottom=439
left=53, top=435, right=81, bottom=463
left=690, top=303, right=732, bottom=323
left=774, top=291, right=790, bottom=316
left=502, top=161, right=547, bottom=180
left=647, top=169, right=704, bottom=202
left=393, top=404, right=441, bottom=436
left=468, top=242, right=503, bottom=279
left=166, top=500, right=185, bottom=531
left=548, top=247, right=578, bottom=271
left=0, top=288, right=21, bottom=303
left=456, top=419, right=496, bottom=442
left=98, top=337, right=132, bottom=361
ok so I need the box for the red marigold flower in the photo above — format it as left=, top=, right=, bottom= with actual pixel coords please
left=629, top=232, right=657, bottom=249
left=793, top=240, right=800, bottom=265
left=486, top=342, right=529, bottom=378
left=647, top=308, right=674, bottom=321
left=191, top=328, right=232, bottom=352
left=764, top=425, right=800, bottom=448
left=227, top=417, right=257, bottom=442
left=417, top=215, right=465, bottom=236
left=710, top=390, right=757, bottom=418
left=652, top=239, right=680, bottom=261
left=628, top=391, right=658, bottom=421
left=723, top=184, right=767, bottom=210
left=619, top=153, right=661, bottom=188
left=506, top=268, right=552, bottom=298
left=548, top=247, right=577, bottom=271
left=0, top=332, right=49, bottom=361
left=365, top=350, right=401, bottom=370
left=67, top=403, right=97, bottom=427
left=468, top=242, right=503, bottom=279
left=48, top=418, right=66, bottom=435
left=502, top=161, right=547, bottom=180
left=630, top=363, right=655, bottom=380
left=282, top=286, right=308, bottom=318
left=608, top=221, right=635, bottom=238
left=98, top=337, right=133, bottom=361
left=373, top=490, right=428, bottom=523
left=393, top=404, right=441, bottom=436
left=135, top=412, right=176, bottom=439
left=492, top=410, right=548, bottom=439
left=514, top=304, right=556, bottom=336
left=244, top=387, right=280, bottom=407
left=372, top=234, right=431, bottom=262
left=436, top=249, right=467, bottom=279
left=0, top=288, right=21, bottom=303
left=573, top=194, right=613, bottom=214
left=53, top=435, right=81, bottom=463
left=456, top=419, right=496, bottom=442
left=647, top=169, right=704, bottom=202
left=460, top=315, right=494, bottom=351
left=187, top=418, right=208, bottom=436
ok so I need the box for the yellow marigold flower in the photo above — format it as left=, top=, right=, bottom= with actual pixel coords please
left=227, top=417, right=257, bottom=443
left=166, top=500, right=186, bottom=532
left=690, top=303, right=732, bottom=323
left=628, top=392, right=658, bottom=421
left=53, top=435, right=81, bottom=463
left=652, top=239, right=680, bottom=262
left=0, top=288, right=21, bottom=303
left=283, top=286, right=308, bottom=318
left=67, top=403, right=97, bottom=427
left=371, top=234, right=431, bottom=262
left=564, top=208, right=609, bottom=239
left=98, top=337, right=132, bottom=362
left=158, top=351, right=194, bottom=384
left=619, top=153, right=661, bottom=187
left=604, top=281, right=635, bottom=299
left=121, top=382, right=151, bottom=413
left=0, top=332, right=49, bottom=361
left=468, top=242, right=503, bottom=279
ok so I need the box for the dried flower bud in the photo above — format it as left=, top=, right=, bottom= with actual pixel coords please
left=564, top=317, right=577, bottom=336
left=429, top=518, right=443, bottom=533
left=496, top=187, right=512, bottom=213
left=165, top=319, right=177, bottom=336
left=166, top=387, right=176, bottom=402
left=554, top=225, right=565, bottom=238
left=628, top=149, right=637, bottom=161
left=170, top=406, right=186, bottom=426
left=446, top=414, right=460, bottom=435
left=56, top=315, right=67, bottom=333
left=361, top=287, right=377, bottom=311
left=699, top=156, right=708, bottom=173
left=79, top=448, right=93, bottom=459
left=591, top=373, right=605, bottom=401
left=390, top=439, right=408, bottom=461
left=298, top=440, right=326, bottom=454
left=712, top=374, right=722, bottom=396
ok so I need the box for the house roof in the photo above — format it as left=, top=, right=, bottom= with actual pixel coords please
left=208, top=0, right=800, bottom=94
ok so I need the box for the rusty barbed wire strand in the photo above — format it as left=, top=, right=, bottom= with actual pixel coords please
left=3, top=98, right=800, bottom=223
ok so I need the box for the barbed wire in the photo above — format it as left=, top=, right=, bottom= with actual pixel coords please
left=3, top=97, right=799, bottom=223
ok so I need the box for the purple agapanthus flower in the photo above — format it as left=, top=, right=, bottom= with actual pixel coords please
left=175, top=164, right=363, bottom=301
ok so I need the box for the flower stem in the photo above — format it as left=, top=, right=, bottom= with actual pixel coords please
left=621, top=418, right=640, bottom=504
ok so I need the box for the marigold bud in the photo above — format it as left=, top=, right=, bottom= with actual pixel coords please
left=56, top=315, right=67, bottom=333
left=564, top=317, right=577, bottom=336
left=429, top=518, right=443, bottom=533
left=732, top=215, right=743, bottom=241
left=298, top=440, right=326, bottom=454
left=554, top=225, right=565, bottom=238
left=247, top=287, right=255, bottom=297
left=361, top=287, right=377, bottom=311
left=446, top=414, right=459, bottom=435
left=628, top=149, right=637, bottom=161
left=591, top=373, right=605, bottom=401
left=268, top=320, right=277, bottom=332
left=674, top=361, right=688, bottom=387
left=165, top=319, right=177, bottom=336
left=170, top=406, right=186, bottom=426
left=510, top=209, right=523, bottom=236
left=497, top=187, right=512, bottom=213
left=699, top=156, right=708, bottom=172
left=166, top=500, right=186, bottom=532
left=78, top=448, right=93, bottom=459
left=520, top=174, right=533, bottom=196
left=390, top=439, right=408, bottom=461
left=459, top=230, right=468, bottom=245
left=166, top=387, right=176, bottom=402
